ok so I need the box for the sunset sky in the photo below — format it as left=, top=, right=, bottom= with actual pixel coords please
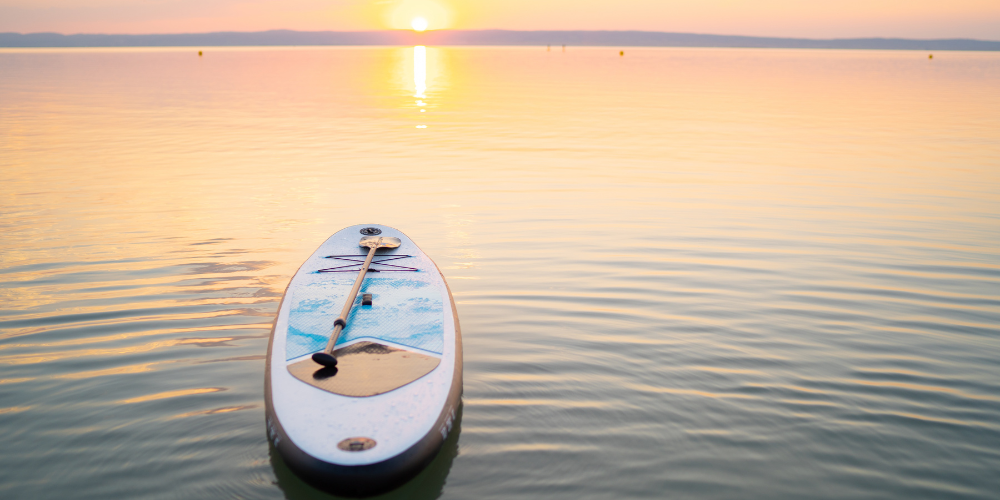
left=1, top=0, right=999, bottom=40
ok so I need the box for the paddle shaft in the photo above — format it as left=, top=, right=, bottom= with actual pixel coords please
left=322, top=237, right=382, bottom=355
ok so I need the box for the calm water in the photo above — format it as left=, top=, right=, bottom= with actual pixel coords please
left=1, top=46, right=1000, bottom=499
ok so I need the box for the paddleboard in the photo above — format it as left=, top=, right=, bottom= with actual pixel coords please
left=265, top=224, right=462, bottom=497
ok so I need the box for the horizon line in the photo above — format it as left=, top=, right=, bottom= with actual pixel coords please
left=3, top=29, right=999, bottom=42
left=2, top=30, right=999, bottom=50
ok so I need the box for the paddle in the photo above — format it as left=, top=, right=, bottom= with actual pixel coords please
left=312, top=235, right=402, bottom=367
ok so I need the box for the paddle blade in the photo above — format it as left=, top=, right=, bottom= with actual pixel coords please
left=359, top=236, right=401, bottom=249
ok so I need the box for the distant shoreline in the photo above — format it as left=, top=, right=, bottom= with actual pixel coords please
left=2, top=30, right=999, bottom=51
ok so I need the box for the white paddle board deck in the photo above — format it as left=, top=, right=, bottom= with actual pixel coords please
left=265, top=224, right=462, bottom=497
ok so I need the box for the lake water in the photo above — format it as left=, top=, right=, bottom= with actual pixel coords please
left=1, top=46, right=999, bottom=499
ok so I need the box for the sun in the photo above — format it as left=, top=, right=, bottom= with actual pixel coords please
left=411, top=17, right=429, bottom=32
left=387, top=1, right=450, bottom=31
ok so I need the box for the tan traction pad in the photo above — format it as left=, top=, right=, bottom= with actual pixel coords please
left=288, top=341, right=440, bottom=397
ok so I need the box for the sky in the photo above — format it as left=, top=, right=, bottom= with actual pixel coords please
left=1, top=0, right=999, bottom=40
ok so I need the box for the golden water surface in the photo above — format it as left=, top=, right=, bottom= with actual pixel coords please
left=1, top=46, right=999, bottom=499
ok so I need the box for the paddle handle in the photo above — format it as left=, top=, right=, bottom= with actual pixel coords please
left=322, top=238, right=381, bottom=355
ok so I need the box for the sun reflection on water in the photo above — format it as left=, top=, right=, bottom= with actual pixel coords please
left=414, top=45, right=426, bottom=99
left=414, top=45, right=427, bottom=128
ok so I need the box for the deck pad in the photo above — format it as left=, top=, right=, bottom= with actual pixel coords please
left=287, top=341, right=441, bottom=397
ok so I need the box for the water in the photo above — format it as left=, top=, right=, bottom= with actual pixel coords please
left=2, top=46, right=1000, bottom=499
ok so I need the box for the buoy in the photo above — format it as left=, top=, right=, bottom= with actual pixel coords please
left=198, top=51, right=203, bottom=56
left=929, top=54, right=933, bottom=59
left=620, top=51, right=624, bottom=56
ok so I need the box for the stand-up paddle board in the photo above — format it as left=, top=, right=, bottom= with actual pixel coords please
left=265, top=224, right=462, bottom=497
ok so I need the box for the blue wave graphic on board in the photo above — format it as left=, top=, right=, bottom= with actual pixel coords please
left=285, top=276, right=444, bottom=360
